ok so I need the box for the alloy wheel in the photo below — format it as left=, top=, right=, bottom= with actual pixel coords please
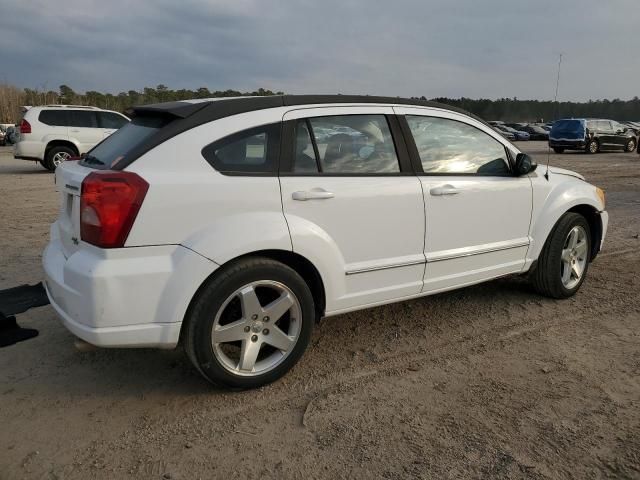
left=211, top=280, right=302, bottom=376
left=560, top=226, right=588, bottom=290
left=52, top=151, right=71, bottom=167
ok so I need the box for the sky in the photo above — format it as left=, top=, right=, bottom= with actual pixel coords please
left=0, top=0, right=637, bottom=101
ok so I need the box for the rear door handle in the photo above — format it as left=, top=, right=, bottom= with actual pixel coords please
left=292, top=188, right=335, bottom=201
left=430, top=185, right=460, bottom=196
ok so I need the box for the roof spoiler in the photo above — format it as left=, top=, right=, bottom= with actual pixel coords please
left=126, top=101, right=210, bottom=119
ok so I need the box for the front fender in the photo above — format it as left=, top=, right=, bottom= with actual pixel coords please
left=528, top=176, right=604, bottom=262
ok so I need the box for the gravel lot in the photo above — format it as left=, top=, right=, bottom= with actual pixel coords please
left=0, top=142, right=638, bottom=480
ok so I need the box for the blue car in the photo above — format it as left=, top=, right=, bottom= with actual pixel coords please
left=549, top=118, right=637, bottom=154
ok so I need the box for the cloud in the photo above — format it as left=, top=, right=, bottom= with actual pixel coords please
left=0, top=0, right=637, bottom=101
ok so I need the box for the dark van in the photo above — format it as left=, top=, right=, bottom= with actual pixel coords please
left=549, top=118, right=637, bottom=154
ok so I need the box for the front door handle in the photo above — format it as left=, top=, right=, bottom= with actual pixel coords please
left=430, top=185, right=460, bottom=196
left=292, top=188, right=335, bottom=201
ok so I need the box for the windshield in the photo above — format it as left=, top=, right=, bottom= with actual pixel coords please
left=81, top=115, right=171, bottom=169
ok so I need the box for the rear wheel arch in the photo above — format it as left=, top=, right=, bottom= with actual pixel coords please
left=45, top=139, right=79, bottom=157
left=181, top=249, right=326, bottom=341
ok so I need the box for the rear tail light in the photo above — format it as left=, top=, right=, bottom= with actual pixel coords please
left=20, top=119, right=31, bottom=134
left=80, top=171, right=149, bottom=248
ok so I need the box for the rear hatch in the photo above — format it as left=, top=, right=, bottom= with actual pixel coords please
left=53, top=115, right=171, bottom=258
left=550, top=119, right=585, bottom=141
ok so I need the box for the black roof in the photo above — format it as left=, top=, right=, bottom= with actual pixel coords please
left=127, top=94, right=484, bottom=125
left=114, top=95, right=487, bottom=171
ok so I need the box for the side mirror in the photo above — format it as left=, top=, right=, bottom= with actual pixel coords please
left=515, top=153, right=537, bottom=176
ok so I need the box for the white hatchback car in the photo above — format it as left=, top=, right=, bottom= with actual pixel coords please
left=43, top=96, right=608, bottom=388
left=14, top=105, right=129, bottom=171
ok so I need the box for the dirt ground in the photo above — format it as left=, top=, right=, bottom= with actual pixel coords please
left=0, top=142, right=638, bottom=480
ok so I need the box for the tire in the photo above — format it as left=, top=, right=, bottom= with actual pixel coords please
left=625, top=138, right=636, bottom=152
left=531, top=212, right=591, bottom=299
left=39, top=160, right=49, bottom=170
left=586, top=139, right=599, bottom=154
left=184, top=257, right=315, bottom=389
left=553, top=147, right=564, bottom=154
left=44, top=145, right=75, bottom=171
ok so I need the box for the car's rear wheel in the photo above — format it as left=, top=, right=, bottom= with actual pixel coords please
left=184, top=257, right=315, bottom=389
left=44, top=146, right=75, bottom=171
left=553, top=147, right=564, bottom=154
left=625, top=138, right=636, bottom=152
left=531, top=212, right=591, bottom=299
left=586, top=139, right=599, bottom=154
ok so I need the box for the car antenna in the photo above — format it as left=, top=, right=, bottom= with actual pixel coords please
left=546, top=53, right=563, bottom=181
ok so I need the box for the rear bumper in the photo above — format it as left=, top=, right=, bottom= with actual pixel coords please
left=14, top=140, right=45, bottom=161
left=43, top=229, right=218, bottom=348
left=549, top=139, right=586, bottom=149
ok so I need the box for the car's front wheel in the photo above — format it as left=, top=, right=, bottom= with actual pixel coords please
left=531, top=212, right=591, bottom=299
left=184, top=257, right=315, bottom=389
left=586, top=139, right=599, bottom=154
left=625, top=138, right=636, bottom=152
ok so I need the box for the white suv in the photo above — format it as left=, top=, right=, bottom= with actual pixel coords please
left=42, top=95, right=608, bottom=389
left=14, top=105, right=129, bottom=171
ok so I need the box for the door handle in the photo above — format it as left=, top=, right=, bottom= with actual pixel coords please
left=292, top=188, right=335, bottom=201
left=70, top=129, right=80, bottom=133
left=430, top=185, right=460, bottom=196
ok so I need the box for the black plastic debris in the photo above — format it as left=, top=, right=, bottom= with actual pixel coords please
left=0, top=283, right=50, bottom=348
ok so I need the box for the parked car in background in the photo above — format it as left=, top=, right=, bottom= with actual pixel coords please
left=519, top=125, right=549, bottom=140
left=621, top=121, right=640, bottom=135
left=0, top=126, right=6, bottom=146
left=499, top=125, right=530, bottom=141
left=493, top=125, right=516, bottom=140
left=549, top=118, right=637, bottom=154
left=13, top=105, right=130, bottom=171
left=43, top=95, right=608, bottom=389
left=4, top=126, right=17, bottom=145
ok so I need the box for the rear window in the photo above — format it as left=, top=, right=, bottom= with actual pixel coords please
left=80, top=116, right=170, bottom=169
left=551, top=119, right=585, bottom=135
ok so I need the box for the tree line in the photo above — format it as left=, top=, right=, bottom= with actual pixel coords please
left=1, top=83, right=639, bottom=124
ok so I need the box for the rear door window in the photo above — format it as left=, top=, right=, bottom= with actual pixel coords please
left=292, top=115, right=400, bottom=174
left=69, top=111, right=98, bottom=128
left=39, top=110, right=70, bottom=126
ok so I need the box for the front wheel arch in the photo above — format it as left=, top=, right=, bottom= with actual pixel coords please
left=567, top=204, right=602, bottom=261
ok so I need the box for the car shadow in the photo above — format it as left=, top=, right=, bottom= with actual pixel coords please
left=14, top=275, right=544, bottom=399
